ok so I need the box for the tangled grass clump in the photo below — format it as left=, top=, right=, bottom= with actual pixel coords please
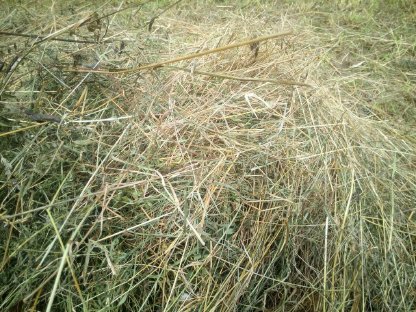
left=0, top=1, right=415, bottom=311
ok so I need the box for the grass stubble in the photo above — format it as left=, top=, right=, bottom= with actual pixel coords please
left=0, top=1, right=415, bottom=311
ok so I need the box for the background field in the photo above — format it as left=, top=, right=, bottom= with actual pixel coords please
left=1, top=1, right=415, bottom=311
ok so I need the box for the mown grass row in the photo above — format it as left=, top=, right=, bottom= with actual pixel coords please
left=1, top=1, right=415, bottom=311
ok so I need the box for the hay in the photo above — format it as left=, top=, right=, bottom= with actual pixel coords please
left=1, top=1, right=415, bottom=311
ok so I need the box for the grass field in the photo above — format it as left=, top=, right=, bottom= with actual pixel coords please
left=1, top=1, right=415, bottom=311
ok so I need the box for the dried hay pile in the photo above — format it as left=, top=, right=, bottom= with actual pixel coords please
left=0, top=1, right=415, bottom=311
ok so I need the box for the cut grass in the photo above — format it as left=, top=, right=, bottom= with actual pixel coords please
left=1, top=1, right=415, bottom=311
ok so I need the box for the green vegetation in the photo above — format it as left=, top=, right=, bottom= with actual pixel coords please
left=1, top=1, right=415, bottom=311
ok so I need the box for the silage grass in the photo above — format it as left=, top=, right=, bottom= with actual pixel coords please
left=0, top=1, right=415, bottom=311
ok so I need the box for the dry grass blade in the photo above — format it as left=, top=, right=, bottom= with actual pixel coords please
left=166, top=65, right=312, bottom=87
left=68, top=31, right=294, bottom=74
